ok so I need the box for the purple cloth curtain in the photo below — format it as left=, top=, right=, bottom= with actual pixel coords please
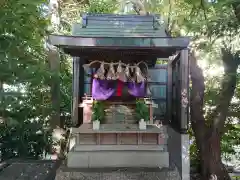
left=127, top=82, right=146, bottom=97
left=92, top=79, right=116, bottom=100
left=92, top=78, right=146, bottom=100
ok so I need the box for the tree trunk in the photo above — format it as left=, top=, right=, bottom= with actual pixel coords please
left=207, top=48, right=239, bottom=136
left=48, top=48, right=61, bottom=128
left=47, top=0, right=64, bottom=159
left=48, top=0, right=61, bottom=128
left=232, top=2, right=240, bottom=22
left=199, top=133, right=231, bottom=180
left=189, top=49, right=239, bottom=180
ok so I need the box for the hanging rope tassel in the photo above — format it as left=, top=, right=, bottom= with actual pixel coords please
left=116, top=62, right=127, bottom=82
left=85, top=60, right=149, bottom=82
left=129, top=66, right=136, bottom=82
left=116, top=62, right=123, bottom=78
left=124, top=64, right=131, bottom=82
left=94, top=62, right=105, bottom=79
left=106, top=63, right=116, bottom=80
left=135, top=66, right=145, bottom=83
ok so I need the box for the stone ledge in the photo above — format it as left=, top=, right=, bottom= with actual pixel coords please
left=55, top=166, right=181, bottom=180
left=71, top=124, right=167, bottom=134
left=74, top=145, right=167, bottom=152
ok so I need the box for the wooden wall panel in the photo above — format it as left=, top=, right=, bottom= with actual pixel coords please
left=120, top=133, right=138, bottom=145
left=100, top=133, right=117, bottom=145
left=78, top=134, right=96, bottom=145
left=142, top=134, right=158, bottom=145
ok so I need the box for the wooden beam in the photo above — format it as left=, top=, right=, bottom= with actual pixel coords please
left=180, top=49, right=189, bottom=132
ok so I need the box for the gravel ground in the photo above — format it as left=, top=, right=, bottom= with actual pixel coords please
left=0, top=160, right=61, bottom=180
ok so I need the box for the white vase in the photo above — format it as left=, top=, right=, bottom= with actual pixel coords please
left=139, top=119, right=146, bottom=130
left=93, top=120, right=100, bottom=130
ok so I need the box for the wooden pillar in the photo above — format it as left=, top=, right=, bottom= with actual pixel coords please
left=179, top=49, right=189, bottom=133
left=78, top=59, right=85, bottom=125
left=167, top=59, right=172, bottom=125
left=72, top=57, right=85, bottom=126
left=72, top=57, right=80, bottom=126
left=149, top=104, right=153, bottom=124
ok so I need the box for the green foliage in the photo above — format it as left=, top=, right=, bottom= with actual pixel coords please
left=0, top=0, right=49, bottom=83
left=92, top=101, right=105, bottom=123
left=188, top=127, right=201, bottom=170
left=221, top=124, right=240, bottom=162
left=190, top=123, right=240, bottom=170
left=86, top=0, right=117, bottom=13
left=0, top=0, right=239, bottom=171
left=0, top=0, right=55, bottom=160
left=168, top=0, right=240, bottom=171
left=190, top=139, right=201, bottom=171
left=135, top=99, right=149, bottom=121
left=0, top=120, right=52, bottom=160
left=59, top=54, right=72, bottom=118
left=156, top=59, right=168, bottom=65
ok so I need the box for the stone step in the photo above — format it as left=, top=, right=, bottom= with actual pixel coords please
left=67, top=150, right=169, bottom=168
left=55, top=166, right=181, bottom=180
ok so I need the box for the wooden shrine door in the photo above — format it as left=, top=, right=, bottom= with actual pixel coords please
left=168, top=49, right=189, bottom=133
left=148, top=64, right=168, bottom=122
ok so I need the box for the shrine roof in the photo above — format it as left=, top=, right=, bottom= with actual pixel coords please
left=73, top=14, right=168, bottom=37
left=49, top=14, right=190, bottom=58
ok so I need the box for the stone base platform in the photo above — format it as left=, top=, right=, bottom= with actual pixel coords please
left=67, top=145, right=169, bottom=168
left=68, top=145, right=169, bottom=168
left=55, top=167, right=181, bottom=180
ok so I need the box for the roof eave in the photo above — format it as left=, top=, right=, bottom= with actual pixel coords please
left=49, top=34, right=190, bottom=49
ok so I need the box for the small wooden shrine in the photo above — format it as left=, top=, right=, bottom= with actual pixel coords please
left=50, top=13, right=190, bottom=180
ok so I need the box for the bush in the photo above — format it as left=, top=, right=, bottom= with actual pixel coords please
left=0, top=119, right=53, bottom=160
